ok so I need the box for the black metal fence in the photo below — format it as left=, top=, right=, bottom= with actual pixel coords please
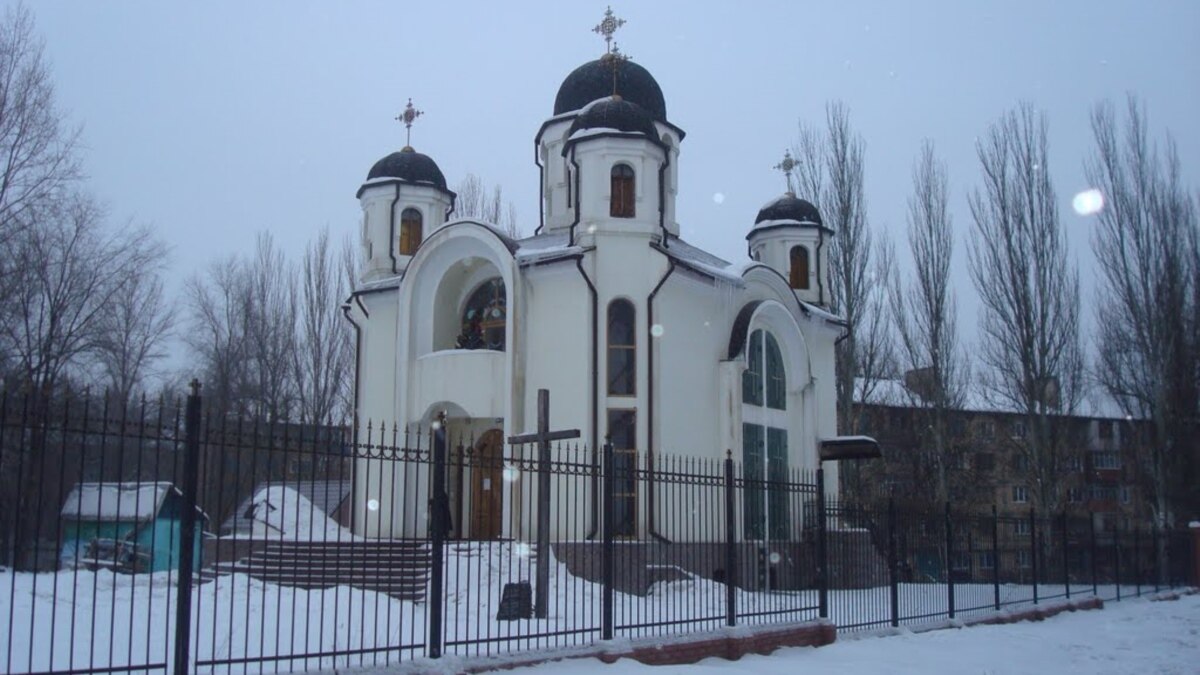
left=0, top=388, right=1195, bottom=674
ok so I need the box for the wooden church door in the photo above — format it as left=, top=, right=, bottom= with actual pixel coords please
left=470, top=429, right=504, bottom=539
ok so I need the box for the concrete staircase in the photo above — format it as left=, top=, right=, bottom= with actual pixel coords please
left=211, top=540, right=431, bottom=601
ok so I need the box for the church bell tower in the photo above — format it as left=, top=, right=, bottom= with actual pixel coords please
left=356, top=99, right=456, bottom=283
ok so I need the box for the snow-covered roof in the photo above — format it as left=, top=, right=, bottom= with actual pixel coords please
left=659, top=236, right=745, bottom=283
left=514, top=231, right=583, bottom=265
left=222, top=480, right=352, bottom=536
left=61, top=482, right=176, bottom=522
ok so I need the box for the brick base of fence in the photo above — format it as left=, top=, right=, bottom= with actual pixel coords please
left=599, top=621, right=838, bottom=666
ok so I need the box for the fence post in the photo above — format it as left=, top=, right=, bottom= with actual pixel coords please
left=428, top=413, right=448, bottom=658
left=1134, top=526, right=1141, bottom=597
left=816, top=468, right=828, bottom=619
left=1114, top=520, right=1122, bottom=601
left=992, top=505, right=1000, bottom=611
left=1061, top=510, right=1070, bottom=600
left=173, top=380, right=202, bottom=675
left=723, top=451, right=737, bottom=627
left=1152, top=526, right=1160, bottom=593
left=1030, top=508, right=1038, bottom=605
left=887, top=497, right=899, bottom=628
left=601, top=437, right=614, bottom=640
left=944, top=501, right=955, bottom=620
left=1089, top=511, right=1098, bottom=597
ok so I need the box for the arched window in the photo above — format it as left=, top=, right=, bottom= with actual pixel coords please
left=607, top=299, right=636, bottom=395
left=610, top=164, right=635, bottom=218
left=457, top=278, right=506, bottom=351
left=741, top=329, right=789, bottom=542
left=399, top=208, right=422, bottom=256
left=789, top=246, right=810, bottom=290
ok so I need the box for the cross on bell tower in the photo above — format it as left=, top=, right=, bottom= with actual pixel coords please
left=593, top=6, right=626, bottom=55
left=774, top=149, right=798, bottom=196
left=395, top=98, right=423, bottom=151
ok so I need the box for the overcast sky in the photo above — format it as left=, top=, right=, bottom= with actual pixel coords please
left=17, top=1, right=1200, bottom=358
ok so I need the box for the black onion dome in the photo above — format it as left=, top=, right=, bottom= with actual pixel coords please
left=365, top=148, right=448, bottom=191
left=555, top=59, right=667, bottom=122
left=568, top=97, right=659, bottom=140
left=755, top=194, right=823, bottom=226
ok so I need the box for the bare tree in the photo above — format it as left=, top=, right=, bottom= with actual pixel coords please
left=0, top=4, right=82, bottom=381
left=92, top=245, right=174, bottom=403
left=187, top=256, right=254, bottom=417
left=0, top=4, right=80, bottom=245
left=1087, top=96, right=1199, bottom=527
left=454, top=172, right=521, bottom=238
left=293, top=228, right=354, bottom=423
left=245, top=233, right=297, bottom=420
left=968, top=102, right=1085, bottom=513
left=0, top=194, right=163, bottom=397
left=791, top=101, right=892, bottom=434
left=888, top=141, right=969, bottom=504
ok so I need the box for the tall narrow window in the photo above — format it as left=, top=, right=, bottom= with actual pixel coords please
left=742, top=328, right=790, bottom=542
left=399, top=208, right=422, bottom=255
left=607, top=299, right=636, bottom=395
left=608, top=409, right=637, bottom=537
left=610, top=164, right=635, bottom=218
left=789, top=246, right=810, bottom=290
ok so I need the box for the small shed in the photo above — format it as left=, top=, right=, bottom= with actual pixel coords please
left=60, top=482, right=207, bottom=573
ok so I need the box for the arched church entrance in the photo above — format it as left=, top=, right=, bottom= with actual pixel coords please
left=469, top=429, right=504, bottom=539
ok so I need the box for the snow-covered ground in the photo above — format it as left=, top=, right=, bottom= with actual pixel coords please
left=2, top=547, right=1168, bottom=675
left=514, top=592, right=1200, bottom=675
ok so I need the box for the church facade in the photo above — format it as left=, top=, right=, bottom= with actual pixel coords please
left=344, top=48, right=844, bottom=543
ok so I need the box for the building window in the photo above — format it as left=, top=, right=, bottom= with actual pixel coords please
left=1092, top=452, right=1121, bottom=470
left=458, top=278, right=506, bottom=351
left=789, top=246, right=810, bottom=290
left=1013, top=454, right=1029, bottom=472
left=979, top=420, right=996, bottom=440
left=1017, top=550, right=1032, bottom=568
left=1098, top=419, right=1113, bottom=439
left=741, top=329, right=790, bottom=541
left=952, top=552, right=972, bottom=571
left=1090, top=484, right=1119, bottom=502
left=608, top=409, right=637, bottom=537
left=1119, top=486, right=1131, bottom=504
left=399, top=207, right=422, bottom=255
left=607, top=300, right=636, bottom=395
left=610, top=164, right=635, bottom=218
left=1014, top=520, right=1031, bottom=535
left=1012, top=485, right=1028, bottom=504
left=976, top=453, right=995, bottom=472
left=1068, top=488, right=1083, bottom=503
left=978, top=551, right=995, bottom=570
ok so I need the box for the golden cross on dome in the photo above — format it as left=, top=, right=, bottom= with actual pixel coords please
left=774, top=149, right=798, bottom=195
left=605, top=42, right=630, bottom=97
left=593, top=6, right=626, bottom=55
left=395, top=98, right=423, bottom=150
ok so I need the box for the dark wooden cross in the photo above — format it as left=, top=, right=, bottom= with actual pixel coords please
left=508, top=389, right=580, bottom=619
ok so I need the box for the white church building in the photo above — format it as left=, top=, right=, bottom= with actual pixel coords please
left=344, top=38, right=846, bottom=544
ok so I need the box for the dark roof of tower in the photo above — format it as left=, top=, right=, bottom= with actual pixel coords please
left=754, top=193, right=823, bottom=226
left=365, top=147, right=448, bottom=191
left=567, top=97, right=659, bottom=140
left=554, top=58, right=667, bottom=122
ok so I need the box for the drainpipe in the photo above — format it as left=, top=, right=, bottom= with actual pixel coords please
left=534, top=138, right=545, bottom=235
left=657, top=145, right=671, bottom=248
left=387, top=184, right=401, bottom=274
left=341, top=295, right=367, bottom=443
left=576, top=258, right=600, bottom=540
left=815, top=229, right=827, bottom=306
left=567, top=148, right=582, bottom=247
left=646, top=259, right=676, bottom=543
